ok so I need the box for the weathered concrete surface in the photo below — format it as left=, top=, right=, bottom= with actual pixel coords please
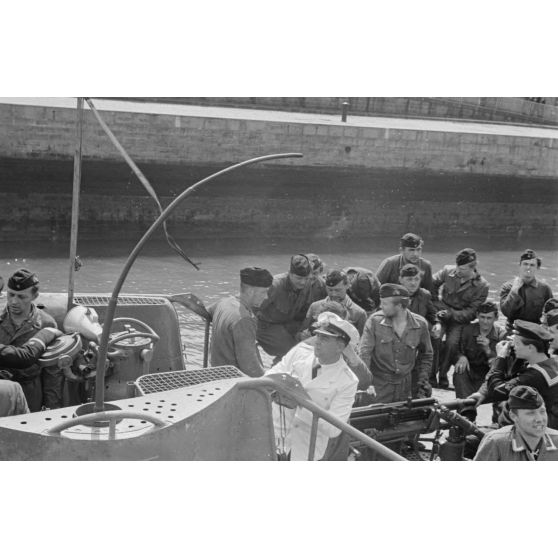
left=0, top=98, right=556, bottom=242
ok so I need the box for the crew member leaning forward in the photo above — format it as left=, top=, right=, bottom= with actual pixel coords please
left=432, top=248, right=489, bottom=388
left=265, top=313, right=359, bottom=460
left=257, top=254, right=320, bottom=360
left=304, top=269, right=367, bottom=336
left=0, top=269, right=59, bottom=412
left=359, top=283, right=433, bottom=403
left=474, top=385, right=558, bottom=461
left=470, top=320, right=558, bottom=430
left=208, top=267, right=273, bottom=377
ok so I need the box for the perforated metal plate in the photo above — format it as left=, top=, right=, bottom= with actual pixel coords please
left=135, top=366, right=244, bottom=395
left=73, top=295, right=167, bottom=306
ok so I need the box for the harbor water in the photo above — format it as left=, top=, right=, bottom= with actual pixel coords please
left=1, top=236, right=556, bottom=372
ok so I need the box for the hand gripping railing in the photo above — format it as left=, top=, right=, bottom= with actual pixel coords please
left=238, top=377, right=406, bottom=461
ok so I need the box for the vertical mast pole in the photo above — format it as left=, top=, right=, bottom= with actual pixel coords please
left=67, top=97, right=84, bottom=311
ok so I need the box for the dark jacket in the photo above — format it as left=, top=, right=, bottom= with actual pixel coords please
left=499, top=277, right=553, bottom=330
left=456, top=322, right=506, bottom=379
left=409, top=287, right=438, bottom=328
left=258, top=273, right=319, bottom=330
left=0, top=305, right=57, bottom=382
left=0, top=328, right=55, bottom=370
left=376, top=254, right=435, bottom=298
left=486, top=356, right=558, bottom=429
left=345, top=268, right=381, bottom=314
left=432, top=265, right=489, bottom=324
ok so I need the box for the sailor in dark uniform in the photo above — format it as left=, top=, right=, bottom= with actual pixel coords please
left=470, top=320, right=558, bottom=429
left=257, top=255, right=321, bottom=361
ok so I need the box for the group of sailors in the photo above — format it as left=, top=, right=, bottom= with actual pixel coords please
left=1, top=233, right=557, bottom=462
left=208, top=232, right=558, bottom=460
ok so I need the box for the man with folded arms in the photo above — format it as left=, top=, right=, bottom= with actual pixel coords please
left=0, top=326, right=62, bottom=416
left=0, top=269, right=60, bottom=411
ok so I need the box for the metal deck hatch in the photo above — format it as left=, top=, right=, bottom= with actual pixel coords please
left=135, top=366, right=244, bottom=395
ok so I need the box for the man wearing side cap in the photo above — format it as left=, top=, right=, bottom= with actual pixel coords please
left=470, top=320, right=558, bottom=429
left=304, top=270, right=367, bottom=336
left=432, top=248, right=489, bottom=389
left=0, top=269, right=59, bottom=412
left=265, top=313, right=359, bottom=460
left=208, top=267, right=273, bottom=378
left=474, top=385, right=558, bottom=461
left=545, top=310, right=558, bottom=357
left=344, top=266, right=381, bottom=315
left=453, top=301, right=506, bottom=421
left=257, top=255, right=323, bottom=361
left=376, top=233, right=436, bottom=298
left=359, top=284, right=433, bottom=403
left=305, top=253, right=327, bottom=302
left=499, top=249, right=553, bottom=334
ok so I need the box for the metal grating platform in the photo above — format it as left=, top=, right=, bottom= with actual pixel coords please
left=135, top=366, right=244, bottom=395
left=74, top=295, right=167, bottom=306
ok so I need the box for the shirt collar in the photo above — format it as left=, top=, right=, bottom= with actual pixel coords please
left=520, top=276, right=540, bottom=288
left=379, top=310, right=421, bottom=329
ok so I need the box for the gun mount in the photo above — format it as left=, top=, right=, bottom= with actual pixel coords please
left=349, top=395, right=486, bottom=461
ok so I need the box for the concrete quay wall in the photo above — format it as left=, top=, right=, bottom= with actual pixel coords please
left=0, top=102, right=557, bottom=177
left=0, top=101, right=557, bottom=243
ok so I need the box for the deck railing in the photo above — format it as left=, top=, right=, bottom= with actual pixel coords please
left=238, top=376, right=407, bottom=461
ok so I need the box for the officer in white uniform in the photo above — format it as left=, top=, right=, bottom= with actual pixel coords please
left=265, top=313, right=359, bottom=460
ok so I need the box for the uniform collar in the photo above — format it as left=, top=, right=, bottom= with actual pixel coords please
left=0, top=303, right=41, bottom=330
left=448, top=266, right=483, bottom=285
left=517, top=276, right=540, bottom=288
left=472, top=321, right=499, bottom=340
left=237, top=296, right=255, bottom=317
left=511, top=426, right=558, bottom=453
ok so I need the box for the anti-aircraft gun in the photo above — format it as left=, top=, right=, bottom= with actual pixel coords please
left=349, top=395, right=486, bottom=461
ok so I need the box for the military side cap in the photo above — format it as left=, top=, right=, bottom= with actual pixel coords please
left=546, top=310, right=558, bottom=328
left=477, top=300, right=499, bottom=315
left=513, top=319, right=554, bottom=342
left=508, top=385, right=544, bottom=410
left=240, top=267, right=273, bottom=288
left=455, top=248, right=477, bottom=266
left=400, top=233, right=422, bottom=248
left=7, top=268, right=39, bottom=291
left=543, top=298, right=558, bottom=315
left=519, top=249, right=541, bottom=267
left=290, top=254, right=311, bottom=277
left=306, top=253, right=323, bottom=272
left=380, top=283, right=410, bottom=298
left=325, top=269, right=347, bottom=287
left=399, top=263, right=420, bottom=278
